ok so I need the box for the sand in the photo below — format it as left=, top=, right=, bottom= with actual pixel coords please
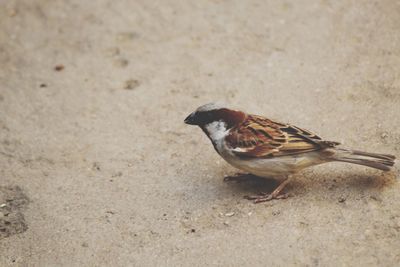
left=0, top=0, right=399, bottom=266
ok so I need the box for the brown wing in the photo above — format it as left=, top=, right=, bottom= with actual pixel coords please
left=226, top=115, right=339, bottom=158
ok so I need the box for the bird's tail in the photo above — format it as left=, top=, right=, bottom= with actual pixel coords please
left=330, top=148, right=396, bottom=171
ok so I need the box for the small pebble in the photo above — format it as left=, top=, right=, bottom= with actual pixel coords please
left=54, top=64, right=65, bottom=71
left=112, top=171, right=123, bottom=177
left=272, top=211, right=281, bottom=216
left=9, top=9, right=17, bottom=17
left=104, top=47, right=120, bottom=57
left=116, top=32, right=139, bottom=42
left=0, top=204, right=6, bottom=208
left=124, top=79, right=140, bottom=90
left=113, top=58, right=129, bottom=68
left=338, top=197, right=346, bottom=203
left=92, top=162, right=101, bottom=171
left=225, top=212, right=235, bottom=217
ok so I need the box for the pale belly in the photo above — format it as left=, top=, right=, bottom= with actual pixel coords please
left=219, top=151, right=327, bottom=180
left=209, top=129, right=328, bottom=180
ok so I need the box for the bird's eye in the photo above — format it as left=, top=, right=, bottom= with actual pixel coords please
left=206, top=112, right=215, bottom=122
left=194, top=111, right=215, bottom=125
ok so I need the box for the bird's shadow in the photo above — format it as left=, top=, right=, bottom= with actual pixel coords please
left=223, top=174, right=280, bottom=195
left=223, top=170, right=397, bottom=199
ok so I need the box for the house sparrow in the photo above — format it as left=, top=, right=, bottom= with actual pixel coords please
left=184, top=103, right=396, bottom=203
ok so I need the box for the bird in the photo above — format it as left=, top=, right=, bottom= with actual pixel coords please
left=184, top=103, right=396, bottom=203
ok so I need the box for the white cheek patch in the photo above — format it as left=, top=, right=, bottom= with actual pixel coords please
left=205, top=121, right=228, bottom=141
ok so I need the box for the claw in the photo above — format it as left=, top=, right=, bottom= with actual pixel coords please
left=249, top=193, right=291, bottom=203
left=244, top=178, right=291, bottom=204
left=243, top=192, right=268, bottom=200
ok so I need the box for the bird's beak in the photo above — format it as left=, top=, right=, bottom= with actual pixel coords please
left=184, top=112, right=197, bottom=125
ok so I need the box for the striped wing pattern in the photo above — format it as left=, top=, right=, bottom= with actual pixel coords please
left=226, top=115, right=338, bottom=158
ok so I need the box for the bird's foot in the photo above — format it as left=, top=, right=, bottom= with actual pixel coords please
left=223, top=173, right=253, bottom=183
left=244, top=192, right=291, bottom=203
left=244, top=178, right=291, bottom=203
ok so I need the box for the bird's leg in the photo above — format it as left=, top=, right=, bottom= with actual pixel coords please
left=223, top=172, right=254, bottom=183
left=244, top=177, right=291, bottom=203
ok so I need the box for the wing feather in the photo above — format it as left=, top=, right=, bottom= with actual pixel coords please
left=226, top=115, right=339, bottom=158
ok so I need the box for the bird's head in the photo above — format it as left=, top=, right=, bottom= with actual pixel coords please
left=184, top=103, right=246, bottom=132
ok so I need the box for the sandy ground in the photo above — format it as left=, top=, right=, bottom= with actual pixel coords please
left=1, top=0, right=400, bottom=266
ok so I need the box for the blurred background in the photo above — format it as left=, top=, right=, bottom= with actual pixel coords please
left=0, top=0, right=399, bottom=266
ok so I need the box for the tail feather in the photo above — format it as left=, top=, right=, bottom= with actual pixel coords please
left=350, top=150, right=396, bottom=161
left=335, top=157, right=392, bottom=171
left=331, top=148, right=396, bottom=171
